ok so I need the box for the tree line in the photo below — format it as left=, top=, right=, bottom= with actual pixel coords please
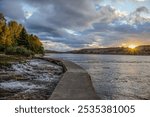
left=0, top=12, right=44, bottom=56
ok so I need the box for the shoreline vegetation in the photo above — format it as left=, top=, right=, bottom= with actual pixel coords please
left=0, top=12, right=44, bottom=57
left=0, top=12, right=45, bottom=76
left=45, top=45, right=150, bottom=56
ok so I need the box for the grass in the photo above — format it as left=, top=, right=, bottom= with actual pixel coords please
left=0, top=54, right=30, bottom=67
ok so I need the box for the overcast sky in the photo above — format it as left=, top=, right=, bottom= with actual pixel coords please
left=0, top=0, right=150, bottom=51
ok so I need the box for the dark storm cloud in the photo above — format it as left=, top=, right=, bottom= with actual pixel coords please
left=22, top=0, right=102, bottom=49
left=135, top=6, right=149, bottom=13
left=0, top=0, right=24, bottom=20
left=26, top=24, right=62, bottom=38
left=25, top=0, right=97, bottom=29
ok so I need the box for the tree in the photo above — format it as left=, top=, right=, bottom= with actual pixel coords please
left=0, top=12, right=44, bottom=54
left=3, top=26, right=12, bottom=47
left=17, top=27, right=29, bottom=48
left=8, top=21, right=23, bottom=46
left=0, top=12, right=6, bottom=24
left=0, top=12, right=6, bottom=47
left=0, top=25, right=5, bottom=46
left=28, top=34, right=44, bottom=54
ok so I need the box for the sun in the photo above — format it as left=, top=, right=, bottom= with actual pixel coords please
left=128, top=44, right=137, bottom=49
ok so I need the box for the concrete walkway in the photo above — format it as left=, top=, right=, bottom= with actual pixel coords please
left=49, top=60, right=99, bottom=100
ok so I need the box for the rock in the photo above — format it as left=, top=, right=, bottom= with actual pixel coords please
left=0, top=59, right=63, bottom=100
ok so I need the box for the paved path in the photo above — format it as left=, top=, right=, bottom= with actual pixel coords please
left=49, top=60, right=99, bottom=100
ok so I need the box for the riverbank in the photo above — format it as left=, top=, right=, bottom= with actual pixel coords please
left=0, top=55, right=63, bottom=99
left=0, top=54, right=99, bottom=100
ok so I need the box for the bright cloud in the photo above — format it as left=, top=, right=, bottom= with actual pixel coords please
left=41, top=40, right=73, bottom=51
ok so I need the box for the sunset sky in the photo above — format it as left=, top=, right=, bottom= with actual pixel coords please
left=0, top=0, right=150, bottom=51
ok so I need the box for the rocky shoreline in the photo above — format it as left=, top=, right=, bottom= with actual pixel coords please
left=0, top=58, right=64, bottom=100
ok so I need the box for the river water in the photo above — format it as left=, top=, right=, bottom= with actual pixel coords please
left=45, top=54, right=150, bottom=100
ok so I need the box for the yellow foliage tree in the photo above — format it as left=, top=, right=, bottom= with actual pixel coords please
left=8, top=21, right=23, bottom=46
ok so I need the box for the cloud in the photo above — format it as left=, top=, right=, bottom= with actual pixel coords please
left=41, top=40, right=73, bottom=51
left=126, top=6, right=150, bottom=25
left=0, top=0, right=25, bottom=20
left=134, top=0, right=147, bottom=1
left=135, top=6, right=149, bottom=13
left=0, top=0, right=150, bottom=50
left=25, top=0, right=97, bottom=30
left=24, top=11, right=33, bottom=19
left=100, top=0, right=148, bottom=2
left=79, top=5, right=150, bottom=47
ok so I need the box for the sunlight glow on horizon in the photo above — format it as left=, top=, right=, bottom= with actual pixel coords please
left=128, top=44, right=137, bottom=49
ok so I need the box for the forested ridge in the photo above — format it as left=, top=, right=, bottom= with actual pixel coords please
left=69, top=46, right=150, bottom=55
left=0, top=12, right=44, bottom=56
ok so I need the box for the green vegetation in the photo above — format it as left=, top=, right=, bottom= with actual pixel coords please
left=0, top=54, right=28, bottom=67
left=5, top=46, right=34, bottom=56
left=0, top=12, right=44, bottom=57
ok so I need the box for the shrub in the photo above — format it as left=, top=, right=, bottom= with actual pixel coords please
left=5, top=46, right=17, bottom=55
left=0, top=45, right=5, bottom=52
left=16, top=46, right=34, bottom=57
left=5, top=46, right=34, bottom=57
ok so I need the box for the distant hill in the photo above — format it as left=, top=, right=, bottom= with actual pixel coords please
left=68, top=45, right=150, bottom=55
left=45, top=50, right=65, bottom=53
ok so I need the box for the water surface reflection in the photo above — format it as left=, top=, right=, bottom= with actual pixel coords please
left=45, top=54, right=150, bottom=99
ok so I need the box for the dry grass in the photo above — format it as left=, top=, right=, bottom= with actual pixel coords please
left=0, top=54, right=29, bottom=67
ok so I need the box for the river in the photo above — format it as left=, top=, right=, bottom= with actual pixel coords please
left=45, top=53, right=150, bottom=100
